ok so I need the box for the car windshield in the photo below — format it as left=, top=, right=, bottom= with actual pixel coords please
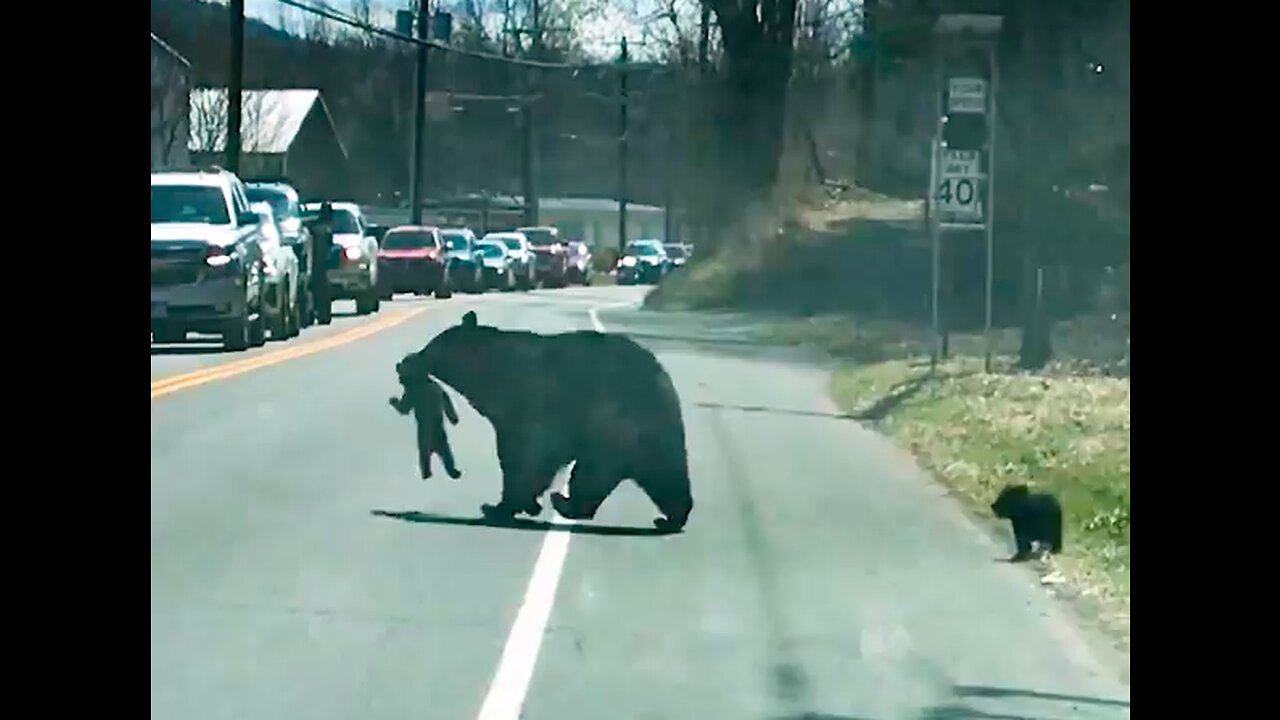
left=303, top=207, right=361, bottom=234
left=521, top=228, right=555, bottom=246
left=664, top=245, right=687, bottom=259
left=245, top=187, right=298, bottom=220
left=490, top=236, right=522, bottom=250
left=151, top=185, right=230, bottom=225
left=382, top=230, right=436, bottom=250
left=330, top=210, right=361, bottom=234
left=626, top=243, right=662, bottom=257
left=443, top=234, right=471, bottom=251
left=476, top=243, right=505, bottom=258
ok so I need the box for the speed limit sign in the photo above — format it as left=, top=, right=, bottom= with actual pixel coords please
left=935, top=149, right=983, bottom=220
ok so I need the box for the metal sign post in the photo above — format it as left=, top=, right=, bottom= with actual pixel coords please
left=931, top=14, right=1003, bottom=373
left=929, top=136, right=941, bottom=374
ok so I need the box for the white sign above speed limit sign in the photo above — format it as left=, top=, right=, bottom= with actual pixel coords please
left=935, top=149, right=983, bottom=221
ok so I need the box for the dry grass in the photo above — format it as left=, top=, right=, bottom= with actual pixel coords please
left=830, top=357, right=1131, bottom=649
left=794, top=191, right=925, bottom=231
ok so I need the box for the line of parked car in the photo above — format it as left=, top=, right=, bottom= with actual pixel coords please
left=151, top=166, right=627, bottom=352
left=366, top=223, right=596, bottom=300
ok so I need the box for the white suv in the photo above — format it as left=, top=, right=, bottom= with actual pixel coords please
left=151, top=168, right=268, bottom=350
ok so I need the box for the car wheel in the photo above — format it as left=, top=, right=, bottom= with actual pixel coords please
left=356, top=289, right=378, bottom=315
left=269, top=291, right=290, bottom=341
left=223, top=303, right=251, bottom=352
left=299, top=289, right=313, bottom=328
left=249, top=308, right=267, bottom=347
left=286, top=288, right=302, bottom=338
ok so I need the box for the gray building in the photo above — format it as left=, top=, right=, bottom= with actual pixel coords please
left=151, top=33, right=191, bottom=170
left=188, top=88, right=350, bottom=199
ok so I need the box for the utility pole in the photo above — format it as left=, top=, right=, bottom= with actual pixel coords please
left=663, top=132, right=674, bottom=242
left=664, top=105, right=675, bottom=242
left=521, top=0, right=541, bottom=226
left=227, top=0, right=245, bottom=173
left=409, top=0, right=430, bottom=225
left=617, top=36, right=629, bottom=253
left=520, top=75, right=536, bottom=225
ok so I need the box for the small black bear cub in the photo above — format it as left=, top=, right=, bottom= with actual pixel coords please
left=389, top=361, right=461, bottom=481
left=990, top=484, right=1063, bottom=562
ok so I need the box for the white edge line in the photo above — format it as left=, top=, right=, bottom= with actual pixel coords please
left=588, top=300, right=636, bottom=333
left=475, top=300, right=632, bottom=720
left=475, top=523, right=572, bottom=720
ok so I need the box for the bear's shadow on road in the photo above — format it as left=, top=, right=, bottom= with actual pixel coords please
left=370, top=509, right=678, bottom=537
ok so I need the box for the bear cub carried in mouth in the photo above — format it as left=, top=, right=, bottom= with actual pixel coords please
left=389, top=358, right=462, bottom=481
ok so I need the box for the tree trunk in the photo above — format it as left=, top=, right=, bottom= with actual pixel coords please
left=856, top=0, right=878, bottom=188
left=707, top=0, right=800, bottom=214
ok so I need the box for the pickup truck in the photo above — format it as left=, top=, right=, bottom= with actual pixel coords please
left=151, top=168, right=268, bottom=351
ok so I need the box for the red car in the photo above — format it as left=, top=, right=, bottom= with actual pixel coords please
left=377, top=225, right=452, bottom=299
left=517, top=225, right=569, bottom=288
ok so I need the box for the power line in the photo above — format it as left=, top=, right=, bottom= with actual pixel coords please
left=273, top=0, right=637, bottom=72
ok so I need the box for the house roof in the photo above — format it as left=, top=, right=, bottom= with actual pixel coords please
left=188, top=88, right=347, bottom=159
left=151, top=33, right=191, bottom=68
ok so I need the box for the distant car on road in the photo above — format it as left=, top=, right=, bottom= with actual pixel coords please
left=249, top=201, right=302, bottom=340
left=377, top=225, right=451, bottom=298
left=440, top=228, right=485, bottom=293
left=564, top=238, right=593, bottom=285
left=481, top=231, right=537, bottom=290
left=616, top=239, right=671, bottom=285
left=474, top=240, right=518, bottom=291
left=151, top=168, right=268, bottom=351
left=302, top=201, right=382, bottom=315
left=245, top=180, right=316, bottom=327
left=663, top=243, right=693, bottom=269
left=518, top=225, right=569, bottom=288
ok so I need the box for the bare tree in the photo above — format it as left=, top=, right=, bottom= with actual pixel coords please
left=152, top=39, right=191, bottom=169
left=302, top=6, right=333, bottom=44
left=189, top=89, right=228, bottom=159
left=702, top=0, right=801, bottom=214
left=188, top=89, right=290, bottom=161
left=349, top=0, right=374, bottom=47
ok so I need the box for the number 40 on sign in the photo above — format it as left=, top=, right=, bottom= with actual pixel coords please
left=935, top=149, right=983, bottom=219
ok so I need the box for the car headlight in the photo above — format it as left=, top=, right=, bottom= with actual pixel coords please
left=621, top=256, right=637, bottom=267
left=205, top=245, right=234, bottom=268
left=344, top=245, right=361, bottom=260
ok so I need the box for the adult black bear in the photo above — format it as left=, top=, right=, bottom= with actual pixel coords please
left=401, top=310, right=693, bottom=532
left=990, top=484, right=1064, bottom=562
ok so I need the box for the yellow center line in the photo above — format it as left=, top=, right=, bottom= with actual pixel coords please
left=151, top=307, right=427, bottom=400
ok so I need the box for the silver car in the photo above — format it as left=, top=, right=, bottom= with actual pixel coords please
left=474, top=240, right=517, bottom=291
left=481, top=231, right=536, bottom=290
left=249, top=201, right=302, bottom=340
left=151, top=169, right=268, bottom=351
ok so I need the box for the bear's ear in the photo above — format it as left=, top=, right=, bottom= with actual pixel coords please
left=461, top=310, right=478, bottom=328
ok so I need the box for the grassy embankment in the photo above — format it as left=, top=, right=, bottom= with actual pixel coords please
left=645, top=192, right=1131, bottom=650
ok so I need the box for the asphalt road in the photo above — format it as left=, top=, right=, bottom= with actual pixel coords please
left=151, top=285, right=1131, bottom=720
